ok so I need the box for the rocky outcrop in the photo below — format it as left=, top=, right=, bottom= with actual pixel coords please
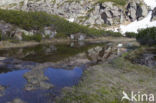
left=0, top=0, right=149, bottom=29
left=126, top=1, right=148, bottom=21
left=43, top=26, right=57, bottom=38
left=70, top=33, right=86, bottom=41
left=0, top=20, right=58, bottom=40
left=0, top=20, right=33, bottom=40
left=151, top=7, right=156, bottom=21
left=100, top=2, right=125, bottom=25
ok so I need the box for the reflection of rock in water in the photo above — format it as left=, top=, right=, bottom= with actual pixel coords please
left=44, top=45, right=57, bottom=54
left=0, top=85, right=5, bottom=97
left=7, top=98, right=26, bottom=103
left=24, top=64, right=53, bottom=91
left=70, top=41, right=85, bottom=47
left=87, top=44, right=128, bottom=63
left=87, top=46, right=114, bottom=63
left=0, top=57, right=36, bottom=71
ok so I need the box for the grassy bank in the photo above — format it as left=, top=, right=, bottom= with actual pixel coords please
left=56, top=51, right=156, bottom=103
left=0, top=9, right=121, bottom=38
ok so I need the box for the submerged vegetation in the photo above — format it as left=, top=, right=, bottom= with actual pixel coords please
left=0, top=9, right=122, bottom=39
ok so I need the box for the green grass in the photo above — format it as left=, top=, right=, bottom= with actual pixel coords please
left=98, top=0, right=127, bottom=6
left=0, top=9, right=122, bottom=38
left=56, top=51, right=156, bottom=103
left=125, top=32, right=137, bottom=38
left=22, top=34, right=42, bottom=42
left=65, top=0, right=128, bottom=6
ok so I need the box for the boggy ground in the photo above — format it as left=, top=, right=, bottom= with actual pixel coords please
left=56, top=51, right=156, bottom=103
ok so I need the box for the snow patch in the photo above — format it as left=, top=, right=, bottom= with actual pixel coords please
left=120, top=11, right=156, bottom=33
left=119, top=0, right=156, bottom=34
left=143, top=0, right=156, bottom=9
left=68, top=18, right=74, bottom=22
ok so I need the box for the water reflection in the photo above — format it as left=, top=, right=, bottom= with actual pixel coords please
left=0, top=66, right=83, bottom=103
left=45, top=67, right=83, bottom=88
left=0, top=42, right=105, bottom=63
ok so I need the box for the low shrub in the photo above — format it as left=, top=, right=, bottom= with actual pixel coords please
left=22, top=34, right=42, bottom=42
left=136, top=27, right=156, bottom=45
left=125, top=32, right=137, bottom=38
left=55, top=33, right=67, bottom=38
left=0, top=9, right=122, bottom=38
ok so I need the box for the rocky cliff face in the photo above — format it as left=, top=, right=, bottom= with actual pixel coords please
left=151, top=7, right=156, bottom=21
left=0, top=0, right=149, bottom=29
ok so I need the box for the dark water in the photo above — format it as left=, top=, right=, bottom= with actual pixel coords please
left=0, top=42, right=104, bottom=63
left=45, top=67, right=83, bottom=89
left=0, top=42, right=102, bottom=103
left=0, top=67, right=83, bottom=103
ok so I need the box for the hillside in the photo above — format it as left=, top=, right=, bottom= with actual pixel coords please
left=0, top=0, right=149, bottom=29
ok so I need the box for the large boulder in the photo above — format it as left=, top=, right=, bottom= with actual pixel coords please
left=70, top=33, right=86, bottom=41
left=0, top=21, right=35, bottom=40
left=43, top=26, right=56, bottom=38
left=0, top=20, right=15, bottom=40
left=126, top=1, right=148, bottom=21
left=151, top=7, right=156, bottom=21
left=100, top=2, right=125, bottom=25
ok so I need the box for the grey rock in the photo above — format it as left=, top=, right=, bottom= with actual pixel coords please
left=14, top=29, right=23, bottom=41
left=100, top=2, right=125, bottom=25
left=151, top=7, right=156, bottom=21
left=70, top=33, right=86, bottom=41
left=0, top=0, right=148, bottom=29
left=0, top=21, right=35, bottom=40
left=126, top=1, right=148, bottom=21
left=43, top=27, right=56, bottom=38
